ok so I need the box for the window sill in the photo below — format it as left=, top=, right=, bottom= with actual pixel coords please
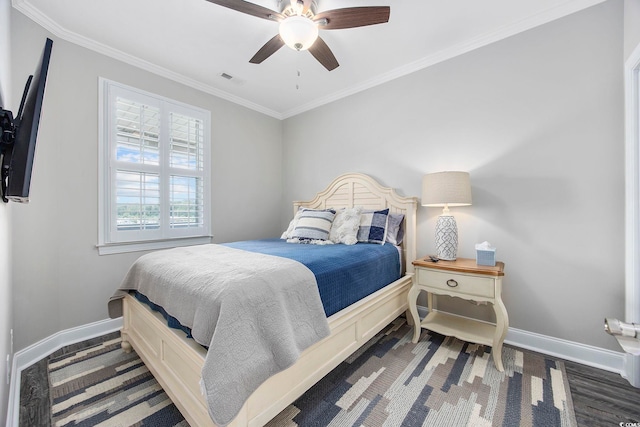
left=97, top=236, right=213, bottom=255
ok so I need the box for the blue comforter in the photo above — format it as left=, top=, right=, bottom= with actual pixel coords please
left=224, top=239, right=401, bottom=317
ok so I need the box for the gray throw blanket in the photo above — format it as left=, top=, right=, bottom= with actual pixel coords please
left=108, top=244, right=331, bottom=426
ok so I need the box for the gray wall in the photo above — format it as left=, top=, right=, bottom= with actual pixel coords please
left=10, top=10, right=284, bottom=351
left=0, top=0, right=12, bottom=423
left=283, top=1, right=624, bottom=351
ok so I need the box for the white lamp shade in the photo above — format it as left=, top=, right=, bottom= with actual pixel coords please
left=422, top=171, right=472, bottom=207
left=279, top=16, right=319, bottom=51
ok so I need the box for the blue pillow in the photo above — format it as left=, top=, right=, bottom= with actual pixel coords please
left=290, top=209, right=336, bottom=241
left=357, top=208, right=389, bottom=245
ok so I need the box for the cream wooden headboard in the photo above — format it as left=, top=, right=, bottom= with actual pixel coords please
left=293, top=173, right=418, bottom=274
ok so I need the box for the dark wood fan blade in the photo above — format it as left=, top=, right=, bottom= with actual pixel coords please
left=205, top=0, right=283, bottom=21
left=249, top=34, right=285, bottom=64
left=314, top=6, right=390, bottom=30
left=308, top=36, right=339, bottom=71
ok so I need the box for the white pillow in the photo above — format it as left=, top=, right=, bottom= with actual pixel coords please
left=281, top=209, right=303, bottom=239
left=329, top=207, right=362, bottom=245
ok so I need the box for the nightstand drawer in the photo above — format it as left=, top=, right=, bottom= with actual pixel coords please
left=416, top=269, right=495, bottom=299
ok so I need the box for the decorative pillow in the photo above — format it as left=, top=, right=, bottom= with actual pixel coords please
left=329, top=207, right=362, bottom=245
left=289, top=209, right=336, bottom=242
left=385, top=213, right=405, bottom=245
left=280, top=208, right=303, bottom=239
left=357, top=208, right=390, bottom=245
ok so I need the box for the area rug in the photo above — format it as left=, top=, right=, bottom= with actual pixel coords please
left=265, top=317, right=577, bottom=427
left=48, top=317, right=577, bottom=427
left=48, top=336, right=187, bottom=427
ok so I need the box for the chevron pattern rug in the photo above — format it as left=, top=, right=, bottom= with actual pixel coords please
left=48, top=318, right=576, bottom=427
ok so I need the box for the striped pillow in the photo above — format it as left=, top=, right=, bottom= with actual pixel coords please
left=290, top=209, right=336, bottom=241
left=357, top=208, right=390, bottom=244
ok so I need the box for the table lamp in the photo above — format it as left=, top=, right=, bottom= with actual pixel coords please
left=422, top=171, right=472, bottom=260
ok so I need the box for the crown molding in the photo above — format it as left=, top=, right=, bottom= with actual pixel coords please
left=11, top=0, right=284, bottom=120
left=281, top=0, right=606, bottom=119
left=13, top=0, right=605, bottom=121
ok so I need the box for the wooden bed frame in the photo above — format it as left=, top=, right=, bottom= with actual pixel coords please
left=120, top=173, right=418, bottom=427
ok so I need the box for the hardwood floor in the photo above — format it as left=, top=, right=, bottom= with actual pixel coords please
left=18, top=357, right=49, bottom=427
left=17, top=332, right=640, bottom=426
left=565, top=360, right=640, bottom=427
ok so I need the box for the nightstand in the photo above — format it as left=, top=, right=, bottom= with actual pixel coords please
left=407, top=257, right=508, bottom=372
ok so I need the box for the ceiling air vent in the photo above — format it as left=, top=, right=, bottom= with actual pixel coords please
left=218, top=72, right=246, bottom=85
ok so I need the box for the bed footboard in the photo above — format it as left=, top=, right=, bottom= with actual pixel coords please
left=121, top=274, right=412, bottom=427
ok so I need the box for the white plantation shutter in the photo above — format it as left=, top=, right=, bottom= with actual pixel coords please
left=99, top=79, right=211, bottom=251
left=169, top=113, right=203, bottom=170
left=115, top=98, right=160, bottom=166
left=114, top=98, right=162, bottom=236
left=116, top=170, right=160, bottom=231
left=168, top=112, right=205, bottom=230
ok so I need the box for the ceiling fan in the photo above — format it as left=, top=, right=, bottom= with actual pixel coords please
left=205, top=0, right=391, bottom=71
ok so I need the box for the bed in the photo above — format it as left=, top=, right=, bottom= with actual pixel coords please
left=109, top=172, right=418, bottom=427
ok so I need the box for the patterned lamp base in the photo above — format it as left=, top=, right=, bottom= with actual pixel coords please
left=435, top=215, right=458, bottom=260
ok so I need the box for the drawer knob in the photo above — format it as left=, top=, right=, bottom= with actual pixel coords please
left=446, top=279, right=458, bottom=288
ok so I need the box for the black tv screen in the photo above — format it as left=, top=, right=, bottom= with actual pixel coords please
left=4, top=38, right=53, bottom=203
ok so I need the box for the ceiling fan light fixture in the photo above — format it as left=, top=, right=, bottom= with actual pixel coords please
left=279, top=16, right=319, bottom=51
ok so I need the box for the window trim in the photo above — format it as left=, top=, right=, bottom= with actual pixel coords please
left=97, top=78, right=212, bottom=255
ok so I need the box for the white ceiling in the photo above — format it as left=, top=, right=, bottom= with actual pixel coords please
left=14, top=0, right=605, bottom=119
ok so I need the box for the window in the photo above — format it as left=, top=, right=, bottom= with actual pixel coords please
left=98, top=79, right=211, bottom=254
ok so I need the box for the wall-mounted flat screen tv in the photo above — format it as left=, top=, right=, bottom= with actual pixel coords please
left=0, top=37, right=53, bottom=203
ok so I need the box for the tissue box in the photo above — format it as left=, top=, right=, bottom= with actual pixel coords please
left=476, top=248, right=496, bottom=266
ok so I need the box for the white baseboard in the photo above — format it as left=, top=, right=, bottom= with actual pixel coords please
left=416, top=306, right=626, bottom=375
left=5, top=309, right=632, bottom=426
left=623, top=354, right=640, bottom=387
left=505, top=324, right=625, bottom=373
left=5, top=317, right=123, bottom=427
